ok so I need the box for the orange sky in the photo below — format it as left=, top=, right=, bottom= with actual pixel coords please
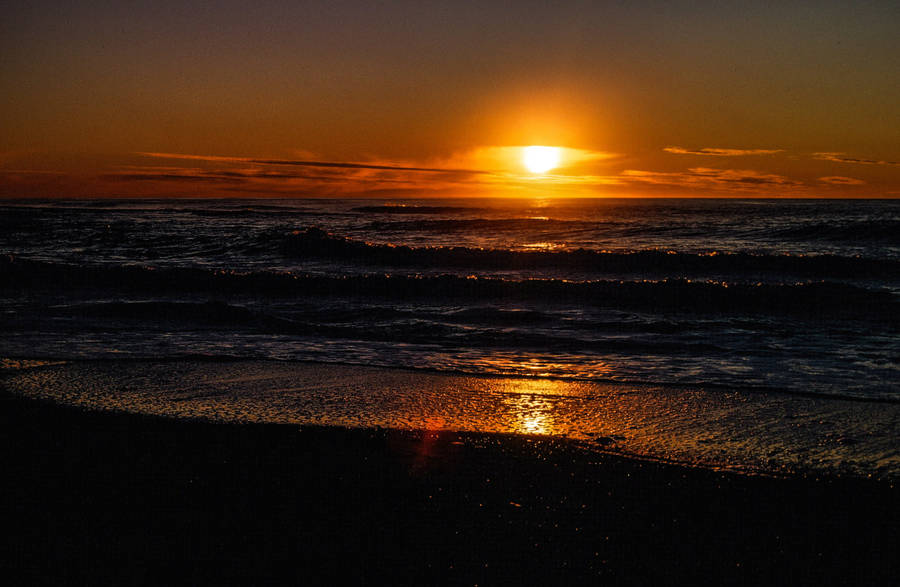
left=2, top=1, right=898, bottom=198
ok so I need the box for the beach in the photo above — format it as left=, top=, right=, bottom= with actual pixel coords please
left=2, top=362, right=898, bottom=585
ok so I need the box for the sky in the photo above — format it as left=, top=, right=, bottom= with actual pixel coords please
left=2, top=0, right=898, bottom=198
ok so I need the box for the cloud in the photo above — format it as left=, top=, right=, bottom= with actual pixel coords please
left=104, top=172, right=246, bottom=184
left=664, top=147, right=783, bottom=156
left=103, top=166, right=353, bottom=184
left=0, top=169, right=67, bottom=176
left=818, top=176, right=866, bottom=185
left=813, top=152, right=899, bottom=166
left=96, top=153, right=496, bottom=198
left=621, top=167, right=801, bottom=192
left=138, top=152, right=487, bottom=175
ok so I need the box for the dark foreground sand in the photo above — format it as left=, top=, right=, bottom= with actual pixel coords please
left=1, top=391, right=896, bottom=586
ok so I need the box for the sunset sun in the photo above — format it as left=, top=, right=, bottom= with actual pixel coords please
left=522, top=146, right=561, bottom=174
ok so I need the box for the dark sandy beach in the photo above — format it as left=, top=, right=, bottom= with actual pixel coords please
left=1, top=388, right=896, bottom=586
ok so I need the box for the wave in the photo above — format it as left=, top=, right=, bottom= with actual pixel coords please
left=364, top=218, right=593, bottom=232
left=363, top=217, right=746, bottom=237
left=283, top=227, right=900, bottom=279
left=3, top=256, right=895, bottom=320
left=0, top=203, right=312, bottom=217
left=188, top=207, right=314, bottom=218
left=352, top=205, right=489, bottom=214
left=360, top=215, right=900, bottom=245
left=772, top=219, right=900, bottom=244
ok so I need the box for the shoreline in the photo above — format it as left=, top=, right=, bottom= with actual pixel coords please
left=2, top=385, right=898, bottom=584
left=4, top=358, right=899, bottom=481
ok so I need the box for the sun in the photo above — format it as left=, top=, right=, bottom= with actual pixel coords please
left=522, top=146, right=562, bottom=174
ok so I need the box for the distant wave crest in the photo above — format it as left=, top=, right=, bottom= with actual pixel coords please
left=351, top=205, right=489, bottom=214
left=282, top=227, right=900, bottom=279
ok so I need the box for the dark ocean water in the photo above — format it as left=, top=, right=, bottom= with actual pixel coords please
left=2, top=198, right=898, bottom=401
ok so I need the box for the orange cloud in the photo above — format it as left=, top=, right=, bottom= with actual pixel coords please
left=72, top=151, right=493, bottom=198
left=138, top=152, right=487, bottom=175
left=818, top=176, right=866, bottom=185
left=812, top=152, right=899, bottom=166
left=621, top=167, right=802, bottom=193
left=663, top=147, right=783, bottom=156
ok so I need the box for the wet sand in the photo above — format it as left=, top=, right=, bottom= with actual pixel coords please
left=5, top=360, right=899, bottom=479
left=1, top=387, right=897, bottom=585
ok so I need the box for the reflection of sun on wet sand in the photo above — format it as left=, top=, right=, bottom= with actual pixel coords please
left=502, top=379, right=564, bottom=436
left=511, top=399, right=552, bottom=435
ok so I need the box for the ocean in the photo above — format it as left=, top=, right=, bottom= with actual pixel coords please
left=1, top=197, right=898, bottom=476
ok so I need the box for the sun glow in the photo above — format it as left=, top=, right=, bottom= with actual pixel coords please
left=522, top=146, right=561, bottom=174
